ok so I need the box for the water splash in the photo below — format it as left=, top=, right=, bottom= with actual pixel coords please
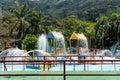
left=110, top=40, right=120, bottom=54
left=0, top=48, right=26, bottom=65
left=37, top=34, right=49, bottom=51
left=52, top=31, right=66, bottom=54
left=78, top=33, right=89, bottom=55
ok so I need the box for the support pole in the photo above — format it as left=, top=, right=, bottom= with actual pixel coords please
left=44, top=56, right=45, bottom=71
left=84, top=56, right=86, bottom=71
left=63, top=61, right=66, bottom=80
left=3, top=57, right=7, bottom=71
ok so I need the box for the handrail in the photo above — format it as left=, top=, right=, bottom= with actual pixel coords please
left=1, top=59, right=120, bottom=80
left=1, top=60, right=120, bottom=62
left=0, top=55, right=116, bottom=57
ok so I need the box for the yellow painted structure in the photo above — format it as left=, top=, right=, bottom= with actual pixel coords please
left=69, top=32, right=87, bottom=41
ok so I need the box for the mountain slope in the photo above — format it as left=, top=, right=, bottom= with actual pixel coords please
left=0, top=0, right=120, bottom=22
left=24, top=0, right=120, bottom=22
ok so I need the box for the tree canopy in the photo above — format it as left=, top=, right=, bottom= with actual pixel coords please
left=0, top=1, right=120, bottom=50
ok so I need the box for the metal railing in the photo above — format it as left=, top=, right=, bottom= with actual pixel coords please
left=0, top=57, right=120, bottom=80
left=0, top=56, right=120, bottom=71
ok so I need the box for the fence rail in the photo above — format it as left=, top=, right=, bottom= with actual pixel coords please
left=0, top=56, right=120, bottom=80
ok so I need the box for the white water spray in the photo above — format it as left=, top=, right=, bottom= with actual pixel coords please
left=110, top=41, right=120, bottom=54
left=37, top=34, right=48, bottom=51
left=52, top=32, right=66, bottom=54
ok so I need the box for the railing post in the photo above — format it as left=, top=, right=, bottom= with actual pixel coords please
left=70, top=56, right=72, bottom=64
left=101, top=60, right=103, bottom=71
left=84, top=56, right=86, bottom=71
left=3, top=57, right=7, bottom=71
left=74, top=61, right=75, bottom=71
left=12, top=58, right=13, bottom=71
left=60, top=61, right=62, bottom=71
left=44, top=56, right=45, bottom=71
left=63, top=60, right=66, bottom=80
left=114, top=61, right=116, bottom=71
left=3, top=57, right=5, bottom=71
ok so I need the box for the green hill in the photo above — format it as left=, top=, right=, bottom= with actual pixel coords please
left=0, top=0, right=120, bottom=21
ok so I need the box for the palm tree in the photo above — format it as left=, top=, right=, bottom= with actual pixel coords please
left=95, top=15, right=109, bottom=49
left=28, top=11, right=52, bottom=36
left=109, top=13, right=120, bottom=53
left=10, top=1, right=32, bottom=39
left=2, top=1, right=32, bottom=48
left=109, top=13, right=120, bottom=41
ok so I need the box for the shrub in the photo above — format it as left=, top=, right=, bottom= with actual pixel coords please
left=22, top=34, right=37, bottom=50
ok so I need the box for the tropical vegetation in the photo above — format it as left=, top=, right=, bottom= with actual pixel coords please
left=0, top=0, right=119, bottom=51
left=22, top=34, right=37, bottom=50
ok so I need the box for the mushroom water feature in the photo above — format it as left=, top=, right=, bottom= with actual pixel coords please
left=0, top=48, right=26, bottom=61
left=0, top=48, right=27, bottom=71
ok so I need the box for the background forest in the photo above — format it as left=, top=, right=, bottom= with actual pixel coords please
left=0, top=0, right=120, bottom=51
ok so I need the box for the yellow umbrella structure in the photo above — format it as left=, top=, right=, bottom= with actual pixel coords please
left=69, top=32, right=88, bottom=54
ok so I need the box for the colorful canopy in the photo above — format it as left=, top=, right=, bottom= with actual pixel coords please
left=48, top=31, right=64, bottom=40
left=69, top=32, right=87, bottom=40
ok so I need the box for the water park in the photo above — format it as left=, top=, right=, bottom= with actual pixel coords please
left=0, top=0, right=120, bottom=80
left=0, top=31, right=120, bottom=80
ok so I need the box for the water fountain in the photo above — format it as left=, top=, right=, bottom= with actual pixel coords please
left=69, top=33, right=89, bottom=56
left=110, top=40, right=120, bottom=54
left=37, top=34, right=49, bottom=52
left=0, top=48, right=26, bottom=61
left=0, top=48, right=27, bottom=71
left=47, top=31, right=66, bottom=55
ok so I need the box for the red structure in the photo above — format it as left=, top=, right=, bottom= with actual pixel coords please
left=1, top=56, right=120, bottom=80
left=5, top=45, right=11, bottom=49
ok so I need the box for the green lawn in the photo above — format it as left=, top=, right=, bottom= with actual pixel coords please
left=0, top=71, right=120, bottom=80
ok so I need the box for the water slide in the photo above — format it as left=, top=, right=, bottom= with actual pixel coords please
left=24, top=50, right=54, bottom=60
left=0, top=49, right=54, bottom=61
